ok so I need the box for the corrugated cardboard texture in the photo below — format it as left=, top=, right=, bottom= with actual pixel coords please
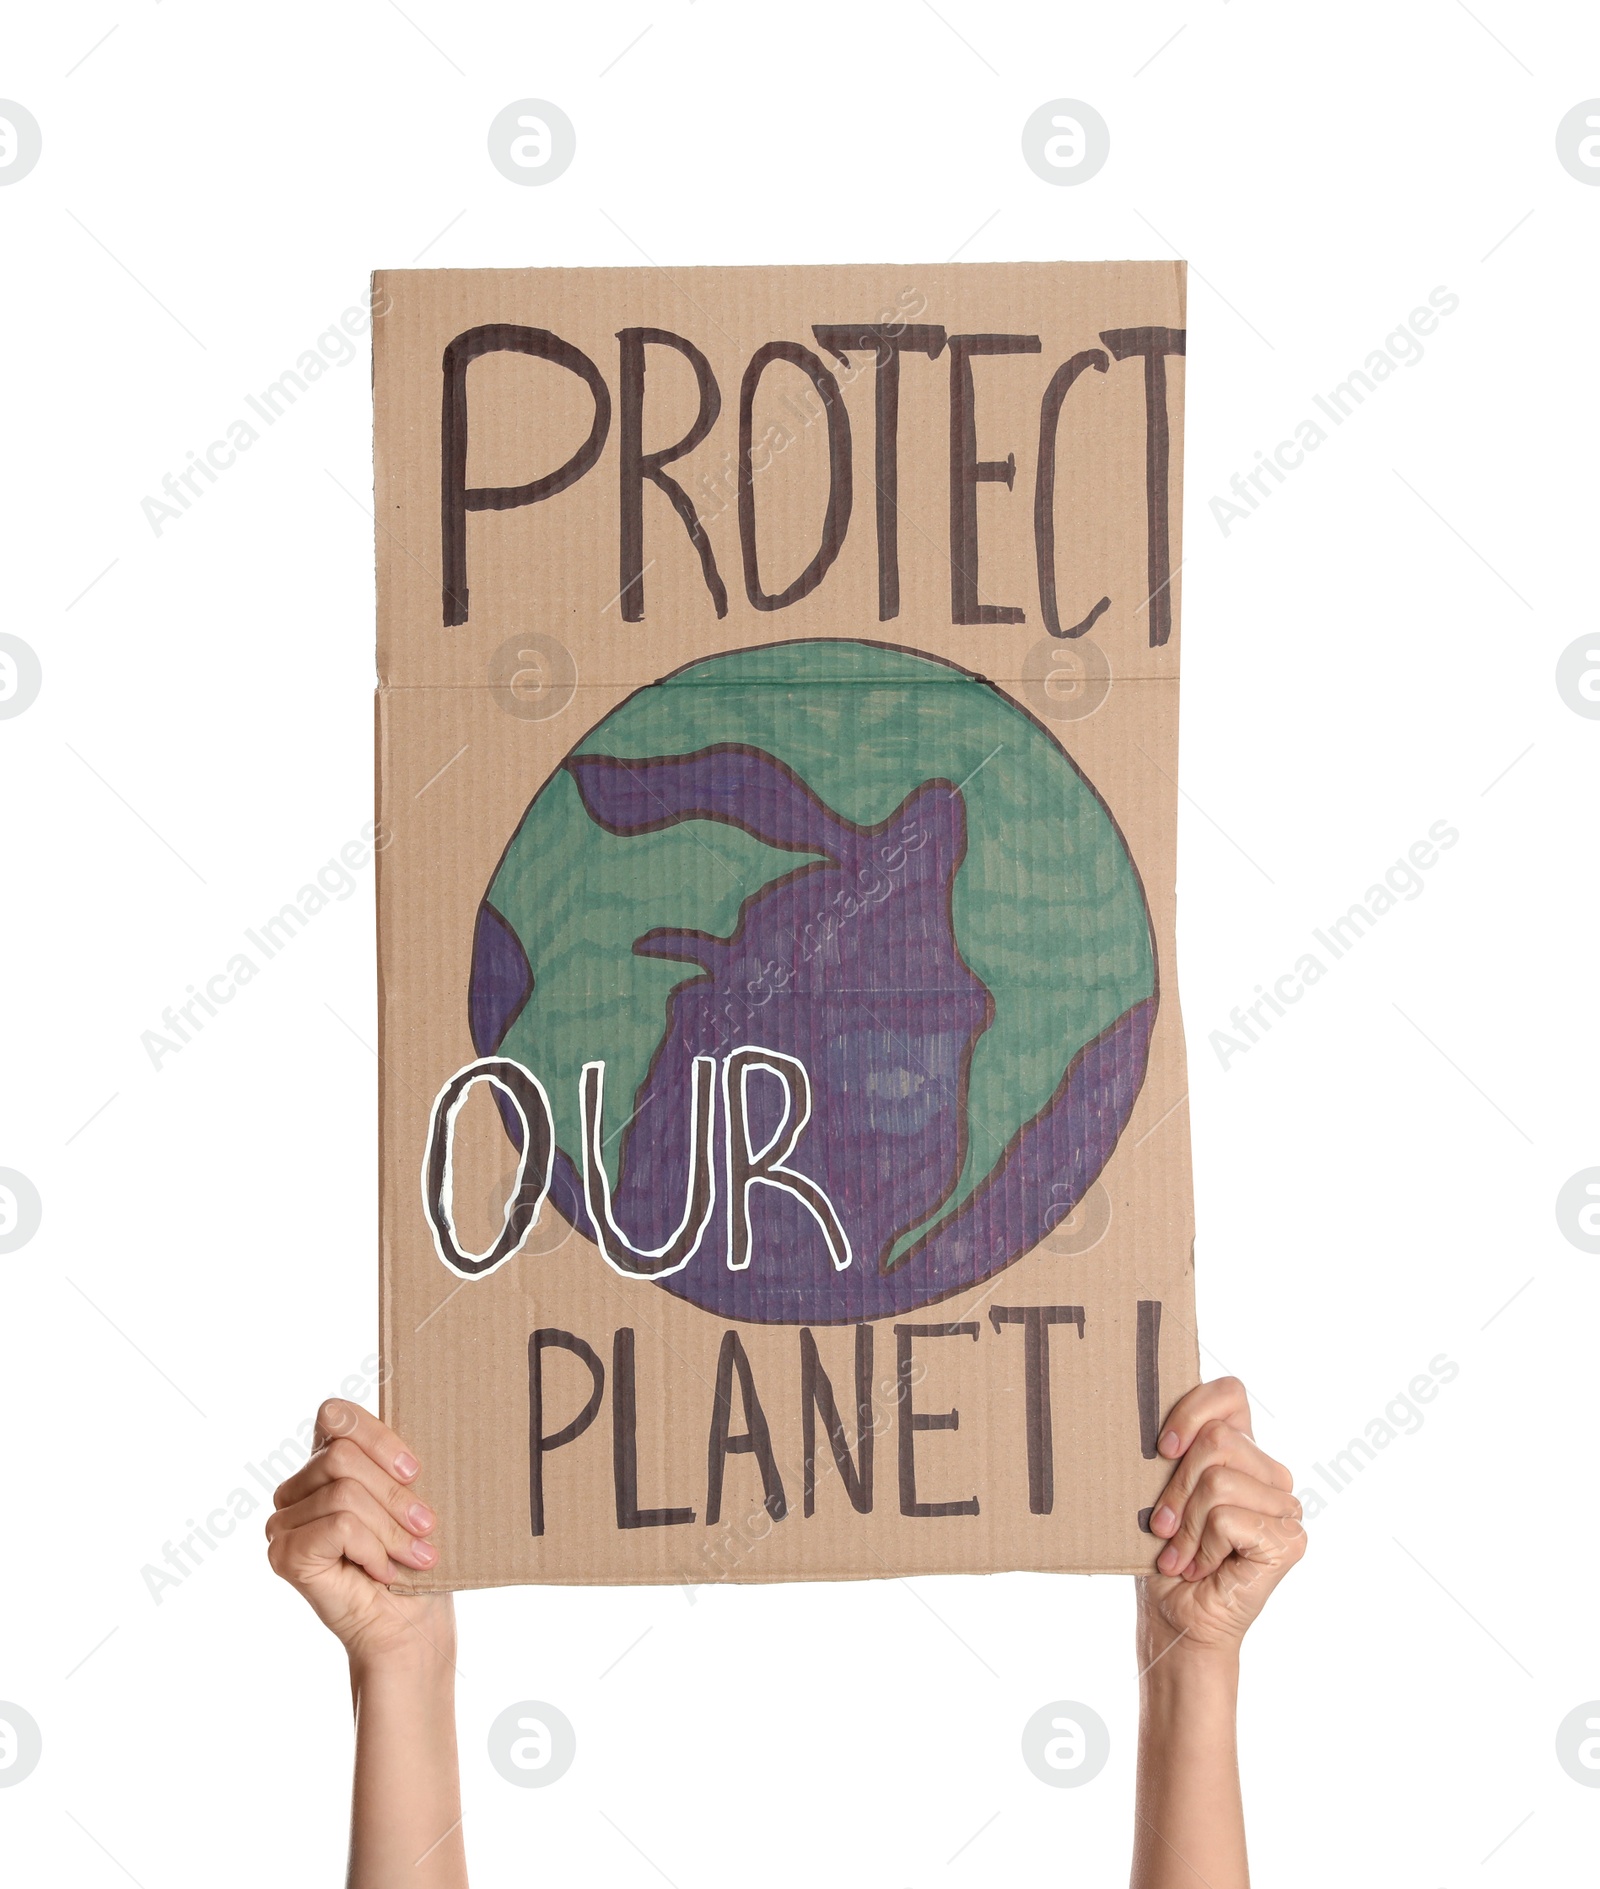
left=374, top=262, right=1197, bottom=1588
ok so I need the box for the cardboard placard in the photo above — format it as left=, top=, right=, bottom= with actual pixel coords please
left=374, top=261, right=1197, bottom=1588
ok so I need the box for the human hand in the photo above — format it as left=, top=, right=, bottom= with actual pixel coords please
left=1140, top=1377, right=1304, bottom=1668
left=266, top=1398, right=454, bottom=1671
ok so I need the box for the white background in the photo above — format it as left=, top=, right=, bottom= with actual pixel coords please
left=2, top=4, right=1596, bottom=1883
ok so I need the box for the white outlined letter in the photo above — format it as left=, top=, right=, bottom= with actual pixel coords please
left=580, top=1056, right=718, bottom=1278
left=722, top=1045, right=851, bottom=1274
left=422, top=1056, right=555, bottom=1279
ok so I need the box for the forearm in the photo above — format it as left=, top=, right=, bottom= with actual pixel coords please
left=1130, top=1646, right=1246, bottom=1889
left=348, top=1641, right=466, bottom=1889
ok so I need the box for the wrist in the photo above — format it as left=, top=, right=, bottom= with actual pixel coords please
left=1136, top=1587, right=1242, bottom=1692
left=347, top=1614, right=458, bottom=1692
left=350, top=1639, right=456, bottom=1679
left=1138, top=1638, right=1239, bottom=1706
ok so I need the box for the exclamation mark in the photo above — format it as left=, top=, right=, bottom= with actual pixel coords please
left=1136, top=1299, right=1163, bottom=1533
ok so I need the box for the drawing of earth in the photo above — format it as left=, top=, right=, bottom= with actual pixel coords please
left=468, top=639, right=1156, bottom=1323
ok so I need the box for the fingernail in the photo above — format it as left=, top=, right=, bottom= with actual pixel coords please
left=1157, top=1545, right=1179, bottom=1573
left=1159, top=1430, right=1182, bottom=1457
left=411, top=1540, right=437, bottom=1566
left=395, top=1451, right=420, bottom=1481
left=1152, top=1505, right=1177, bottom=1536
left=407, top=1502, right=435, bottom=1533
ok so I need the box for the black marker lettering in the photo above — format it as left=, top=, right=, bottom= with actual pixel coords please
left=617, top=327, right=727, bottom=621
left=613, top=1328, right=695, bottom=1530
left=1136, top=1300, right=1163, bottom=1458
left=1099, top=327, right=1186, bottom=647
left=988, top=1305, right=1085, bottom=1514
left=705, top=1330, right=787, bottom=1526
left=1033, top=349, right=1112, bottom=638
left=812, top=324, right=947, bottom=619
left=800, top=1325, right=874, bottom=1517
left=528, top=1329, right=604, bottom=1537
left=440, top=324, right=611, bottom=627
left=737, top=341, right=852, bottom=611
left=895, top=1322, right=980, bottom=1517
left=948, top=332, right=1041, bottom=624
